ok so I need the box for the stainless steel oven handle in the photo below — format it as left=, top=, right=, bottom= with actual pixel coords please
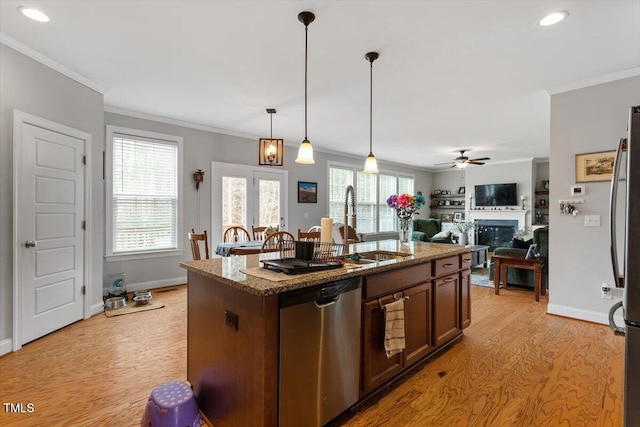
left=609, top=138, right=627, bottom=288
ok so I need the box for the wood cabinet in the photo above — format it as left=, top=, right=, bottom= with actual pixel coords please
left=460, top=268, right=471, bottom=329
left=403, top=282, right=433, bottom=367
left=433, top=273, right=460, bottom=347
left=361, top=253, right=469, bottom=396
left=361, top=295, right=404, bottom=394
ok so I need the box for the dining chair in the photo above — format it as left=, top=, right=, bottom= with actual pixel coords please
left=223, top=226, right=251, bottom=243
left=252, top=225, right=268, bottom=241
left=188, top=228, right=210, bottom=260
left=261, top=231, right=295, bottom=256
left=297, top=229, right=321, bottom=242
left=307, top=225, right=322, bottom=233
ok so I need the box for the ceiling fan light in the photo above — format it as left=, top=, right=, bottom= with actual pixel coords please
left=539, top=11, right=568, bottom=26
left=456, top=162, right=468, bottom=169
left=363, top=153, right=379, bottom=174
left=295, top=139, right=315, bottom=164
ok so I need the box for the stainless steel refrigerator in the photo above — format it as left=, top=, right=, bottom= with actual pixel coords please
left=609, top=105, right=640, bottom=426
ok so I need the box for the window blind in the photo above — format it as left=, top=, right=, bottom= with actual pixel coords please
left=111, top=134, right=178, bottom=253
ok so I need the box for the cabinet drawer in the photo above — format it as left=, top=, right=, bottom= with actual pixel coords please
left=433, top=256, right=459, bottom=278
left=364, top=262, right=430, bottom=300
left=460, top=252, right=472, bottom=270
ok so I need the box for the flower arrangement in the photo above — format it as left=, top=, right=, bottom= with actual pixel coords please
left=386, top=193, right=426, bottom=219
left=452, top=221, right=476, bottom=234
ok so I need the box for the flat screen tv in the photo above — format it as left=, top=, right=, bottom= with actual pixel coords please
left=474, top=183, right=518, bottom=207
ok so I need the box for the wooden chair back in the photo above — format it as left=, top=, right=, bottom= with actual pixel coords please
left=261, top=231, right=295, bottom=256
left=188, top=228, right=210, bottom=260
left=297, top=229, right=321, bottom=242
left=307, top=225, right=322, bottom=233
left=223, top=226, right=251, bottom=243
left=252, top=225, right=268, bottom=241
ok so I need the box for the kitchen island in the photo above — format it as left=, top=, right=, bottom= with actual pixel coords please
left=180, top=240, right=472, bottom=426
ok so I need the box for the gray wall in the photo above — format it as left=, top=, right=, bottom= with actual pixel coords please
left=0, top=45, right=105, bottom=344
left=549, top=76, right=640, bottom=324
left=104, top=112, right=432, bottom=291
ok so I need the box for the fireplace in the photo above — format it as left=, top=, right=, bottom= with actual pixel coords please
left=475, top=219, right=518, bottom=251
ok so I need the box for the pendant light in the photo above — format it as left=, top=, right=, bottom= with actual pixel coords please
left=295, top=11, right=315, bottom=164
left=363, top=52, right=379, bottom=174
left=258, top=108, right=284, bottom=166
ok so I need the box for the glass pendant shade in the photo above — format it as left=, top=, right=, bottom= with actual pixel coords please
left=295, top=139, right=315, bottom=164
left=363, top=153, right=379, bottom=174
left=456, top=162, right=468, bottom=169
left=295, top=11, right=316, bottom=165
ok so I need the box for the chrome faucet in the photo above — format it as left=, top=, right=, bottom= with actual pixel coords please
left=344, top=185, right=357, bottom=254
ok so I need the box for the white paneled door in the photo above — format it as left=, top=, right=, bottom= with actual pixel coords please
left=17, top=120, right=86, bottom=346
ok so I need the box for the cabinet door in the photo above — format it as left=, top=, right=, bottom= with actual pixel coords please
left=433, top=273, right=461, bottom=347
left=403, top=282, right=433, bottom=367
left=460, top=269, right=471, bottom=329
left=361, top=296, right=403, bottom=395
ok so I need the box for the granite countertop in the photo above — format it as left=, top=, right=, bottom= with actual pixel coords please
left=180, top=240, right=470, bottom=296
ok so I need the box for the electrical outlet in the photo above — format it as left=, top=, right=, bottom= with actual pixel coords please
left=225, top=310, right=238, bottom=331
left=584, top=215, right=600, bottom=227
left=601, top=283, right=613, bottom=299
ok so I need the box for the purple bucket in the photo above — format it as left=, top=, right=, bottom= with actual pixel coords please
left=141, top=381, right=203, bottom=427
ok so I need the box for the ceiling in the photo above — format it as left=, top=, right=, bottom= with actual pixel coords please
left=1, top=1, right=639, bottom=170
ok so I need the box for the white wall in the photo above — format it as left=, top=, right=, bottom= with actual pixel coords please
left=548, top=76, right=640, bottom=324
left=104, top=112, right=432, bottom=292
left=0, top=45, right=105, bottom=345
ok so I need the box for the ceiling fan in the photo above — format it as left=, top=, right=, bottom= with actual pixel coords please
left=436, top=150, right=490, bottom=169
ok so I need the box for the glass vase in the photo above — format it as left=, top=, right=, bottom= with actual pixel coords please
left=398, top=216, right=412, bottom=244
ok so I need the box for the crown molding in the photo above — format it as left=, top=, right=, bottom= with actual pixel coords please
left=547, top=67, right=640, bottom=95
left=1, top=32, right=108, bottom=94
left=104, top=105, right=259, bottom=140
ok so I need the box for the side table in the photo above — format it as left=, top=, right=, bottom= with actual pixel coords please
left=493, top=253, right=546, bottom=301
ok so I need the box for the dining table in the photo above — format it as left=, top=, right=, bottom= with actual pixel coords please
left=215, top=240, right=265, bottom=256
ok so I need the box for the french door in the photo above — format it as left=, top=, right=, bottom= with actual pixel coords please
left=211, top=162, right=287, bottom=243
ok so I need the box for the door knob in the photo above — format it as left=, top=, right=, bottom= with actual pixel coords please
left=25, top=240, right=36, bottom=248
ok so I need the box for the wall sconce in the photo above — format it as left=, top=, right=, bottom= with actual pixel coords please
left=259, top=108, right=284, bottom=166
left=193, top=169, right=205, bottom=191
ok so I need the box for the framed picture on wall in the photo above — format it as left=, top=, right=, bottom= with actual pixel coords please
left=575, top=151, right=616, bottom=182
left=297, top=181, right=317, bottom=203
left=441, top=213, right=453, bottom=222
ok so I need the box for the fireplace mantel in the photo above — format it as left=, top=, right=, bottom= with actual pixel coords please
left=466, top=209, right=527, bottom=230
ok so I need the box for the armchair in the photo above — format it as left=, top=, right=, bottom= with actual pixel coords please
left=411, top=218, right=454, bottom=244
left=489, top=226, right=549, bottom=288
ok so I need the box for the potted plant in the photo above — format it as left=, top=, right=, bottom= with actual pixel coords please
left=452, top=221, right=476, bottom=245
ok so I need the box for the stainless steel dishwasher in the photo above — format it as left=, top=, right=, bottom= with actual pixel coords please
left=279, top=277, right=362, bottom=427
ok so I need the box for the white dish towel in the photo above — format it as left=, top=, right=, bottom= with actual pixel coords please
left=384, top=298, right=406, bottom=358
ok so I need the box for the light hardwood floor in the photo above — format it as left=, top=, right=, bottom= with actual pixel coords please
left=0, top=284, right=624, bottom=426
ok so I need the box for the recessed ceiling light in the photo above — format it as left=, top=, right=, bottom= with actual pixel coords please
left=539, top=11, right=569, bottom=26
left=19, top=6, right=50, bottom=22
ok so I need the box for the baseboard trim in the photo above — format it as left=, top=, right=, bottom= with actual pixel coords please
left=91, top=302, right=105, bottom=316
left=0, top=338, right=13, bottom=356
left=547, top=303, right=623, bottom=326
left=103, top=276, right=187, bottom=296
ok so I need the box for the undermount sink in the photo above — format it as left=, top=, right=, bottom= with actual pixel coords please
left=341, top=250, right=412, bottom=264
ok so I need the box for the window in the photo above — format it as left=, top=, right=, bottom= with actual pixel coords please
left=106, top=126, right=183, bottom=259
left=328, top=163, right=414, bottom=234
